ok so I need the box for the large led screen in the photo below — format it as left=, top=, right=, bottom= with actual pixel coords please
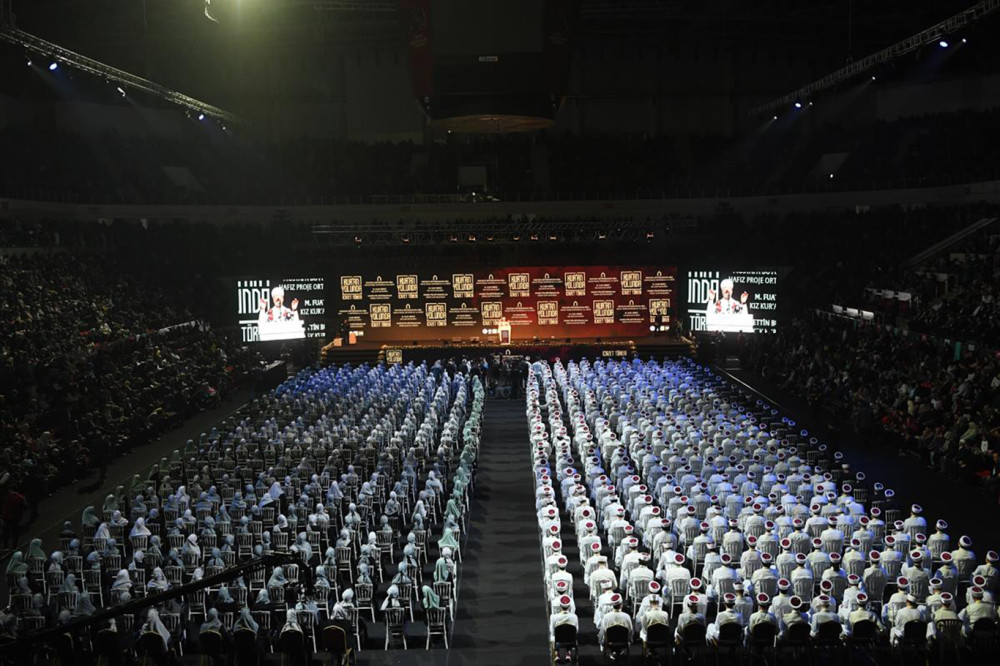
left=685, top=270, right=778, bottom=333
left=236, top=277, right=326, bottom=343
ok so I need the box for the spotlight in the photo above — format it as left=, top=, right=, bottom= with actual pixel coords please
left=646, top=231, right=655, bottom=241
left=962, top=38, right=967, bottom=44
left=871, top=75, right=876, bottom=81
left=939, top=40, right=949, bottom=48
left=468, top=234, right=477, bottom=242
left=512, top=233, right=522, bottom=241
left=529, top=233, right=539, bottom=241
left=449, top=234, right=459, bottom=243
left=829, top=173, right=834, bottom=179
left=198, top=113, right=205, bottom=121
left=772, top=115, right=778, bottom=120
left=808, top=102, right=813, bottom=106
left=794, top=102, right=802, bottom=109
left=548, top=232, right=557, bottom=241
left=48, top=62, right=58, bottom=71
left=117, top=86, right=126, bottom=97
left=597, top=232, right=607, bottom=240
left=26, top=56, right=32, bottom=66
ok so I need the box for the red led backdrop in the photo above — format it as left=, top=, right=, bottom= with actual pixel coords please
left=333, top=265, right=676, bottom=343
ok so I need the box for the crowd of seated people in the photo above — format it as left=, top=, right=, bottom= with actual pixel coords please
left=0, top=252, right=255, bottom=547
left=2, top=108, right=999, bottom=204
left=740, top=316, right=1000, bottom=492
left=1, top=361, right=483, bottom=662
left=530, top=357, right=999, bottom=662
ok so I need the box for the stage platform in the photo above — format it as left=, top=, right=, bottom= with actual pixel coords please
left=320, top=335, right=693, bottom=366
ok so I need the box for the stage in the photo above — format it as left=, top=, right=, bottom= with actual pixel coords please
left=320, top=335, right=694, bottom=366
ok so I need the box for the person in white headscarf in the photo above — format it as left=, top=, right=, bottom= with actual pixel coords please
left=279, top=609, right=303, bottom=636
left=111, top=570, right=132, bottom=596
left=148, top=567, right=170, bottom=593
left=183, top=534, right=201, bottom=560
left=268, top=566, right=288, bottom=588
left=380, top=585, right=404, bottom=612
left=233, top=606, right=259, bottom=634
left=130, top=517, right=152, bottom=539
left=142, top=609, right=172, bottom=650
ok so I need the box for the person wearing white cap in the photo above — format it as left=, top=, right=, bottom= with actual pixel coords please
left=971, top=550, right=999, bottom=595
left=780, top=596, right=808, bottom=638
left=659, top=551, right=692, bottom=593
left=965, top=575, right=996, bottom=607
left=882, top=577, right=910, bottom=626
left=674, top=596, right=707, bottom=643
left=950, top=535, right=977, bottom=579
left=629, top=552, right=656, bottom=593
left=708, top=553, right=741, bottom=600
left=902, top=504, right=927, bottom=539
left=934, top=552, right=959, bottom=597
left=589, top=556, right=618, bottom=598
left=638, top=594, right=670, bottom=642
left=549, top=557, right=573, bottom=600
left=598, top=594, right=633, bottom=648
left=928, top=520, right=950, bottom=559
left=810, top=596, right=842, bottom=637
left=902, top=550, right=930, bottom=602
left=890, top=594, right=925, bottom=646
left=927, top=592, right=960, bottom=644
left=706, top=593, right=742, bottom=645
left=959, top=586, right=998, bottom=635
left=549, top=594, right=579, bottom=642
left=748, top=593, right=779, bottom=636
left=845, top=593, right=881, bottom=636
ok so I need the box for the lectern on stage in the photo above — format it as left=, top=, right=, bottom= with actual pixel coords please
left=498, top=319, right=512, bottom=345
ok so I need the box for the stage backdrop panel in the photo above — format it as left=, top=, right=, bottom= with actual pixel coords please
left=333, top=266, right=676, bottom=343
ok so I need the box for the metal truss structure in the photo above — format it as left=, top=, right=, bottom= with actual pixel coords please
left=0, top=24, right=247, bottom=126
left=749, top=0, right=1000, bottom=116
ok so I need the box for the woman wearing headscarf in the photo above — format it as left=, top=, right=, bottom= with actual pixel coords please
left=48, top=551, right=64, bottom=574
left=434, top=549, right=455, bottom=583
left=267, top=566, right=288, bottom=589
left=147, top=567, right=170, bottom=593
left=380, top=585, right=403, bottom=612
left=391, top=562, right=412, bottom=587
left=253, top=588, right=274, bottom=612
left=214, top=584, right=238, bottom=614
left=199, top=607, right=228, bottom=648
left=110, top=510, right=129, bottom=528
left=216, top=504, right=231, bottom=526
left=129, top=550, right=145, bottom=572
left=141, top=608, right=172, bottom=650
left=72, top=591, right=97, bottom=618
left=27, top=538, right=46, bottom=562
left=130, top=517, right=152, bottom=539
left=102, top=494, right=118, bottom=516
left=356, top=563, right=373, bottom=587
left=233, top=606, right=259, bottom=635
left=59, top=521, right=77, bottom=542
left=438, top=527, right=460, bottom=553
left=294, top=533, right=313, bottom=564
left=59, top=573, right=79, bottom=594
left=94, top=521, right=112, bottom=541
left=421, top=585, right=441, bottom=611
left=148, top=535, right=164, bottom=560
left=5, top=552, right=28, bottom=577
left=28, top=593, right=54, bottom=624
left=110, top=569, right=132, bottom=602
left=183, top=534, right=201, bottom=561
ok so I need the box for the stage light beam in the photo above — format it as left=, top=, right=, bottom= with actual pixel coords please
left=48, top=62, right=58, bottom=71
